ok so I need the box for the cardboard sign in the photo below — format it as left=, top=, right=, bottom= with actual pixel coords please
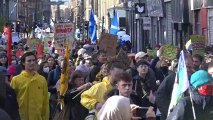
left=98, top=33, right=118, bottom=57
left=54, top=23, right=75, bottom=50
left=116, top=48, right=131, bottom=69
left=162, top=44, right=177, bottom=60
left=190, top=35, right=205, bottom=56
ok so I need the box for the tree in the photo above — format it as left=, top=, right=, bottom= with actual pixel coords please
left=0, top=17, right=6, bottom=33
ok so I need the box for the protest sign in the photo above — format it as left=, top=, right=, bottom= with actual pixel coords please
left=43, top=33, right=54, bottom=53
left=28, top=38, right=40, bottom=51
left=190, top=35, right=205, bottom=56
left=147, top=49, right=157, bottom=57
left=162, top=44, right=177, bottom=60
left=54, top=23, right=75, bottom=50
left=116, top=48, right=131, bottom=69
left=98, top=33, right=118, bottom=57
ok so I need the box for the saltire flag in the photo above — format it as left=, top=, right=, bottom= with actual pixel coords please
left=4, top=24, right=12, bottom=65
left=59, top=42, right=69, bottom=107
left=168, top=51, right=189, bottom=115
left=110, top=10, right=120, bottom=35
left=88, top=9, right=97, bottom=44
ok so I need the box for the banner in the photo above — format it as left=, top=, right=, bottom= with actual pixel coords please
left=54, top=23, right=75, bottom=50
left=98, top=33, right=118, bottom=57
left=190, top=35, right=205, bottom=56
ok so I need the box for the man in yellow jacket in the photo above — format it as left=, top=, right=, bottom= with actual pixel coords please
left=10, top=52, right=49, bottom=120
left=81, top=62, right=125, bottom=111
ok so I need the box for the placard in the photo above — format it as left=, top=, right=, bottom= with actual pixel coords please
left=162, top=44, right=177, bottom=60
left=98, top=33, right=118, bottom=57
left=54, top=23, right=75, bottom=49
left=191, top=35, right=205, bottom=56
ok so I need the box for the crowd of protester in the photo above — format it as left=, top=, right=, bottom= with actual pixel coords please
left=0, top=38, right=213, bottom=120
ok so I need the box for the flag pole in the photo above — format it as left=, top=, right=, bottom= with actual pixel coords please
left=189, top=90, right=197, bottom=120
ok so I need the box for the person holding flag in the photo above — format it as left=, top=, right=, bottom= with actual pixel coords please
left=166, top=70, right=213, bottom=120
left=167, top=51, right=191, bottom=115
left=58, top=42, right=70, bottom=108
left=156, top=52, right=193, bottom=120
left=88, top=8, right=97, bottom=44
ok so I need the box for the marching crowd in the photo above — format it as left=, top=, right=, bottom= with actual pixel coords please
left=0, top=38, right=213, bottom=120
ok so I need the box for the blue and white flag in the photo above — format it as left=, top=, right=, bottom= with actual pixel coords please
left=89, top=9, right=97, bottom=44
left=168, top=50, right=189, bottom=116
left=110, top=10, right=120, bottom=35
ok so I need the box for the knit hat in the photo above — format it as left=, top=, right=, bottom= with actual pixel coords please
left=136, top=60, right=150, bottom=67
left=190, top=70, right=213, bottom=89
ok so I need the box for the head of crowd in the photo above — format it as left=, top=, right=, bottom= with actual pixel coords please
left=0, top=32, right=213, bottom=120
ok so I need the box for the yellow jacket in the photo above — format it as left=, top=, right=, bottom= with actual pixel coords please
left=81, top=77, right=113, bottom=110
left=10, top=71, right=49, bottom=120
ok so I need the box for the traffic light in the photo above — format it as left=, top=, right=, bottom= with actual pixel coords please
left=11, top=22, right=15, bottom=32
left=84, top=21, right=89, bottom=30
left=16, top=21, right=20, bottom=32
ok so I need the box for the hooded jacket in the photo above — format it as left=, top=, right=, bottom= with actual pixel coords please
left=10, top=71, right=49, bottom=120
left=166, top=87, right=213, bottom=120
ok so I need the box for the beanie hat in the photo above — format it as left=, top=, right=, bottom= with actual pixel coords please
left=190, top=70, right=213, bottom=89
left=136, top=60, right=150, bottom=67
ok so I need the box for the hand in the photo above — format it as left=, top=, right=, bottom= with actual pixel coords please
left=147, top=91, right=155, bottom=104
left=157, top=46, right=163, bottom=57
left=146, top=107, right=156, bottom=118
left=130, top=104, right=142, bottom=120
left=95, top=102, right=102, bottom=111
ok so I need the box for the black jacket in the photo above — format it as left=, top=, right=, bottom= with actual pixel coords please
left=63, top=88, right=89, bottom=120
left=4, top=85, right=20, bottom=120
left=156, top=72, right=176, bottom=120
left=166, top=88, right=213, bottom=120
left=133, top=69, right=157, bottom=98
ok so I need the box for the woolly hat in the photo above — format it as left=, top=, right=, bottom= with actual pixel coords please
left=190, top=70, right=213, bottom=89
left=136, top=60, right=150, bottom=67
